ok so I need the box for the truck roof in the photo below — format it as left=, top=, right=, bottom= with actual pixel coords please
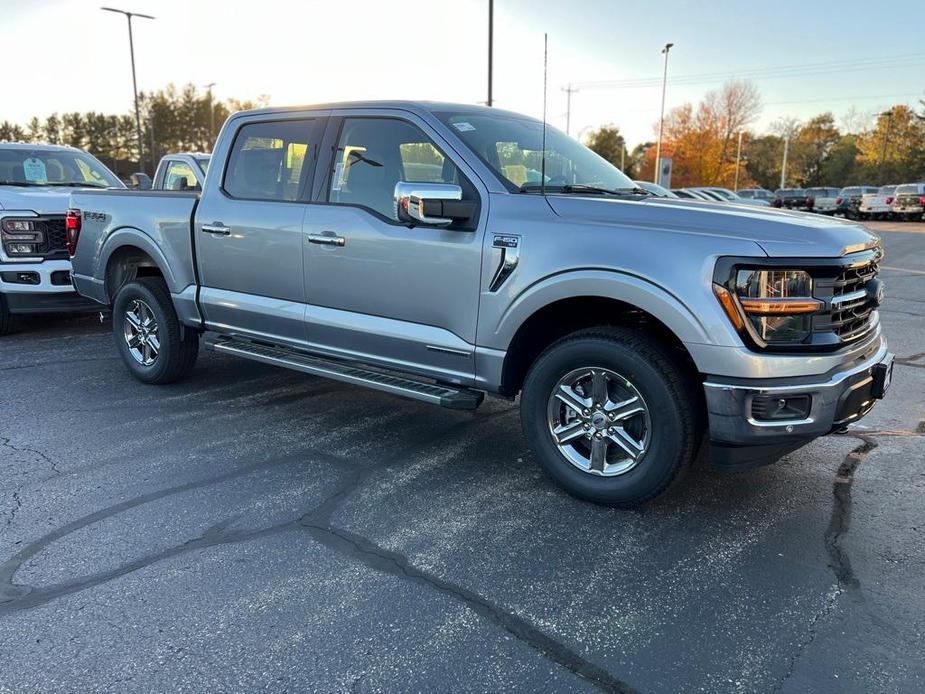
left=233, top=100, right=536, bottom=122
left=0, top=142, right=82, bottom=152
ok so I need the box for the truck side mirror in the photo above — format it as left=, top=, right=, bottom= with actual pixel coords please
left=393, top=181, right=475, bottom=227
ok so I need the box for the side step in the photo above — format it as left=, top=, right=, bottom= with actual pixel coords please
left=205, top=335, right=484, bottom=410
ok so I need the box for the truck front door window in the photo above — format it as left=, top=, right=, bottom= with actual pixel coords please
left=328, top=118, right=460, bottom=221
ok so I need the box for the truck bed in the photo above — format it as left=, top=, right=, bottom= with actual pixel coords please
left=68, top=189, right=200, bottom=308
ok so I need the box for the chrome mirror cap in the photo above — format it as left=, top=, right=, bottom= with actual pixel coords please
left=394, top=181, right=463, bottom=226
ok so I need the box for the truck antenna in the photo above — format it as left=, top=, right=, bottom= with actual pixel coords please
left=541, top=33, right=548, bottom=197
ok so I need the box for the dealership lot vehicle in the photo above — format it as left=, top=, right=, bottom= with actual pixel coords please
left=773, top=188, right=812, bottom=210
left=152, top=153, right=211, bottom=191
left=807, top=186, right=841, bottom=215
left=692, top=186, right=771, bottom=207
left=69, top=101, right=892, bottom=506
left=0, top=142, right=123, bottom=335
left=891, top=182, right=925, bottom=220
left=859, top=184, right=897, bottom=220
left=1, top=221, right=922, bottom=693
left=836, top=185, right=878, bottom=218
left=737, top=187, right=775, bottom=203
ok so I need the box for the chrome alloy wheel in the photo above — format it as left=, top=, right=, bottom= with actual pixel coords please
left=546, top=367, right=651, bottom=477
left=123, top=299, right=160, bottom=366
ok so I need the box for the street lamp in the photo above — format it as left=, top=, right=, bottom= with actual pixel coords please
left=487, top=0, right=494, bottom=107
left=653, top=42, right=674, bottom=184
left=877, top=109, right=894, bottom=183
left=204, top=82, right=218, bottom=146
left=101, top=7, right=155, bottom=173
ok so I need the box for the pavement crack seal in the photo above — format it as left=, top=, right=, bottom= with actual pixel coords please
left=825, top=434, right=876, bottom=591
left=773, top=433, right=878, bottom=692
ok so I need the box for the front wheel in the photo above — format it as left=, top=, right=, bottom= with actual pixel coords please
left=112, top=277, right=199, bottom=384
left=521, top=327, right=702, bottom=506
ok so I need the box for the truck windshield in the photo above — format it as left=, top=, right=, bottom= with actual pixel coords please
left=435, top=111, right=635, bottom=194
left=0, top=148, right=122, bottom=188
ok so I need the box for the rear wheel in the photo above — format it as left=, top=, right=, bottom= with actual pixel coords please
left=521, top=327, right=702, bottom=506
left=0, top=293, right=13, bottom=336
left=112, top=277, right=199, bottom=384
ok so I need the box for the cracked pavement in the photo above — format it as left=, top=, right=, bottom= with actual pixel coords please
left=0, top=222, right=923, bottom=693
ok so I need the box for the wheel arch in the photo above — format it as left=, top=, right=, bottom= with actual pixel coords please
left=100, top=229, right=176, bottom=302
left=494, top=272, right=711, bottom=396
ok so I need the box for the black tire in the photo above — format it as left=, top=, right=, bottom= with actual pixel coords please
left=0, top=293, right=13, bottom=336
left=112, top=277, right=199, bottom=384
left=521, top=327, right=702, bottom=506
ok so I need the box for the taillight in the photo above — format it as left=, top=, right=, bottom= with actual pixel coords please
left=65, top=208, right=81, bottom=256
left=886, top=197, right=894, bottom=205
left=835, top=197, right=843, bottom=205
left=807, top=197, right=815, bottom=208
left=919, top=196, right=925, bottom=206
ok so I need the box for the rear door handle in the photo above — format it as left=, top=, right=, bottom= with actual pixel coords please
left=201, top=222, right=231, bottom=236
left=307, top=233, right=346, bottom=247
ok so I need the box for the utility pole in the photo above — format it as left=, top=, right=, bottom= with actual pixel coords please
left=653, top=42, right=674, bottom=183
left=204, top=82, right=218, bottom=146
left=101, top=7, right=155, bottom=173
left=562, top=83, right=579, bottom=135
left=877, top=109, right=894, bottom=183
left=487, top=0, right=493, bottom=107
left=733, top=131, right=744, bottom=191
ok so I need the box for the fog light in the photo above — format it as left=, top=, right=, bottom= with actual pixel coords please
left=7, top=243, right=38, bottom=254
left=751, top=394, right=811, bottom=421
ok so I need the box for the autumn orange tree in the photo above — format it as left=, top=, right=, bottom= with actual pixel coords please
left=648, top=80, right=762, bottom=187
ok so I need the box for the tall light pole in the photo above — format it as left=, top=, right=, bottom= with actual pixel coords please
left=101, top=7, right=154, bottom=173
left=653, top=42, right=673, bottom=184
left=733, top=131, right=744, bottom=191
left=780, top=135, right=790, bottom=189
left=204, top=82, right=218, bottom=146
left=487, top=0, right=494, bottom=107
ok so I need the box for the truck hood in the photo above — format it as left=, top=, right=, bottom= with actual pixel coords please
left=546, top=195, right=879, bottom=258
left=0, top=185, right=96, bottom=215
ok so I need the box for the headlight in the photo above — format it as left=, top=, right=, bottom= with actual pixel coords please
left=1, top=218, right=45, bottom=257
left=714, top=268, right=822, bottom=345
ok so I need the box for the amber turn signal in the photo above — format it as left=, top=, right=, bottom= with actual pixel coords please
left=712, top=284, right=745, bottom=330
left=738, top=298, right=821, bottom=315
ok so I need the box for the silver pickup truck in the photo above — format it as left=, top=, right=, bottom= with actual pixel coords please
left=67, top=101, right=893, bottom=505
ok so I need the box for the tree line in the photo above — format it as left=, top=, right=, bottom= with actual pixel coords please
left=585, top=80, right=925, bottom=190
left=0, top=84, right=266, bottom=178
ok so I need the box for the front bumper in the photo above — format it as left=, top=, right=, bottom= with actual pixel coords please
left=703, top=337, right=893, bottom=470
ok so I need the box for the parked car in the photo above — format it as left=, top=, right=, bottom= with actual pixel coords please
left=835, top=186, right=878, bottom=219
left=890, top=182, right=925, bottom=221
left=633, top=181, right=678, bottom=198
left=858, top=185, right=897, bottom=220
left=805, top=187, right=841, bottom=215
left=152, top=153, right=211, bottom=191
left=672, top=188, right=723, bottom=201
left=737, top=188, right=775, bottom=204
left=68, top=101, right=892, bottom=506
left=0, top=142, right=123, bottom=335
left=773, top=188, right=812, bottom=211
left=694, top=187, right=771, bottom=207
left=671, top=188, right=703, bottom=200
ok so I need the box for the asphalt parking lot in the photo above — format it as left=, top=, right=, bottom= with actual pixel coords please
left=1, top=222, right=923, bottom=693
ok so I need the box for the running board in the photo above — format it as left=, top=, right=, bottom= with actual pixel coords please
left=205, top=335, right=484, bottom=410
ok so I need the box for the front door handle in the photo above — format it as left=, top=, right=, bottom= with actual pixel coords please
left=307, top=232, right=346, bottom=247
left=201, top=222, right=231, bottom=236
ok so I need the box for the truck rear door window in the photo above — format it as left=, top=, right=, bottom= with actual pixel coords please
left=224, top=120, right=315, bottom=202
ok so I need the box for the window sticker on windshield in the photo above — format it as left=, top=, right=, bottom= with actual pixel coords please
left=332, top=162, right=344, bottom=192
left=453, top=122, right=476, bottom=132
left=22, top=157, right=47, bottom=183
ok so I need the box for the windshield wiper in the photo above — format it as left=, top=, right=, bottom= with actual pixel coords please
left=520, top=183, right=616, bottom=195
left=40, top=182, right=109, bottom=188
left=0, top=181, right=42, bottom=187
left=612, top=186, right=653, bottom=196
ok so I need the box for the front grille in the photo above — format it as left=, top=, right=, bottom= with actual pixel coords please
left=40, top=216, right=68, bottom=258
left=814, top=253, right=880, bottom=344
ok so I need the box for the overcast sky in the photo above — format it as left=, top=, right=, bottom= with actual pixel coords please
left=3, top=0, right=924, bottom=146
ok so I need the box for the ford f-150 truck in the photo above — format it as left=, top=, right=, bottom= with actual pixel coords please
left=1, top=142, right=124, bottom=334
left=67, top=102, right=893, bottom=505
left=151, top=153, right=210, bottom=191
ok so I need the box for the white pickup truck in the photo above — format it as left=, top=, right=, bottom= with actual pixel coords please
left=151, top=153, right=210, bottom=191
left=0, top=142, right=123, bottom=334
left=859, top=185, right=897, bottom=220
